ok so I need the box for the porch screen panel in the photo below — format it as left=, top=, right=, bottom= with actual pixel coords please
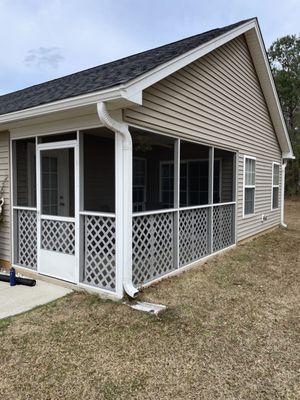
left=14, top=139, right=36, bottom=207
left=213, top=149, right=235, bottom=203
left=83, top=128, right=115, bottom=213
left=131, top=129, right=175, bottom=212
left=180, top=142, right=210, bottom=207
left=81, top=127, right=116, bottom=292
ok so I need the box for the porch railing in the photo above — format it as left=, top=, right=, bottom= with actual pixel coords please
left=132, top=203, right=235, bottom=288
left=81, top=212, right=116, bottom=292
left=13, top=207, right=37, bottom=270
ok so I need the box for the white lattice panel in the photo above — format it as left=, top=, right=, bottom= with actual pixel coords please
left=132, top=212, right=175, bottom=287
left=17, top=209, right=37, bottom=270
left=41, top=219, right=75, bottom=255
left=213, top=204, right=235, bottom=252
left=83, top=215, right=116, bottom=291
left=179, top=208, right=209, bottom=266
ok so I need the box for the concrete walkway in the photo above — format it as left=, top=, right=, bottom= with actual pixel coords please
left=0, top=280, right=72, bottom=319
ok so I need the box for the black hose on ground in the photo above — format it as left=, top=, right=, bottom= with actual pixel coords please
left=0, top=274, right=36, bottom=286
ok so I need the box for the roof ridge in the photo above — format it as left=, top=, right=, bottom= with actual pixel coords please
left=0, top=18, right=255, bottom=99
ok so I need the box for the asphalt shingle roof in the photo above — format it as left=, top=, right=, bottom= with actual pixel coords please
left=0, top=19, right=252, bottom=116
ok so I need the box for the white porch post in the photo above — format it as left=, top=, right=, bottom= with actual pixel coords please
left=281, top=160, right=287, bottom=228
left=97, top=102, right=138, bottom=298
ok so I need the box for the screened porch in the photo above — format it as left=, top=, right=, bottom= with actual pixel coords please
left=11, top=127, right=236, bottom=297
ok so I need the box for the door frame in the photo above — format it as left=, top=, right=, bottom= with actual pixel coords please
left=36, top=139, right=80, bottom=282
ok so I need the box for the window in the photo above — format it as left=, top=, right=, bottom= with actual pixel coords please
left=272, top=163, right=280, bottom=210
left=244, top=157, right=256, bottom=216
left=133, top=158, right=146, bottom=212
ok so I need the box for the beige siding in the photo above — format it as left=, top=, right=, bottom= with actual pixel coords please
left=0, top=131, right=10, bottom=261
left=125, top=35, right=282, bottom=241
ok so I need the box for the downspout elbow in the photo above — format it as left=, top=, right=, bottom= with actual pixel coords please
left=97, top=101, right=139, bottom=299
left=97, top=102, right=132, bottom=150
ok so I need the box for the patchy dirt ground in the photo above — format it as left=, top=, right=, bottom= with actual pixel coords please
left=0, top=202, right=299, bottom=400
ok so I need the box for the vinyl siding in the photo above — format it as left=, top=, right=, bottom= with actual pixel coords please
left=0, top=131, right=10, bottom=261
left=124, top=35, right=282, bottom=241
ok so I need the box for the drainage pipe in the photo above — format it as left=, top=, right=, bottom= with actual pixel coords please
left=281, top=160, right=287, bottom=228
left=97, top=102, right=139, bottom=298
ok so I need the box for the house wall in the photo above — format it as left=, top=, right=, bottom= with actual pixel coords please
left=124, top=35, right=282, bottom=241
left=0, top=131, right=10, bottom=263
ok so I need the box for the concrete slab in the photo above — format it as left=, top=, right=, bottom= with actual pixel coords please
left=0, top=279, right=72, bottom=319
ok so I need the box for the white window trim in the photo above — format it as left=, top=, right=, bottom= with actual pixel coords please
left=271, top=162, right=280, bottom=210
left=243, top=155, right=256, bottom=219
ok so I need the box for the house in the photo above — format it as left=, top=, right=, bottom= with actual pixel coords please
left=0, top=18, right=294, bottom=299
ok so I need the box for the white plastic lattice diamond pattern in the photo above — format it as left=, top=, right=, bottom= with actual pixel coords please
left=213, top=204, right=235, bottom=252
left=132, top=212, right=175, bottom=287
left=17, top=209, right=37, bottom=270
left=41, top=219, right=75, bottom=255
left=83, top=215, right=116, bottom=291
left=179, top=208, right=209, bottom=267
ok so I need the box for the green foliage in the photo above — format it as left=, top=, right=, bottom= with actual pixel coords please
left=268, top=35, right=300, bottom=196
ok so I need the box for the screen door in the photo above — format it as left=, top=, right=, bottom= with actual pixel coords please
left=37, top=142, right=77, bottom=282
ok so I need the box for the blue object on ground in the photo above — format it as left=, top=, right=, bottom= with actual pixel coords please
left=9, top=267, right=16, bottom=286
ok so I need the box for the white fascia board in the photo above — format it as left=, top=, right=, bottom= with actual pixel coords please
left=0, top=85, right=142, bottom=125
left=244, top=24, right=294, bottom=159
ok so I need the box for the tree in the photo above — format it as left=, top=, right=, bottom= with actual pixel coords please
left=268, top=35, right=300, bottom=196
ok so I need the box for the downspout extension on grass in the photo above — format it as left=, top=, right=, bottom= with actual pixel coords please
left=281, top=160, right=287, bottom=228
left=97, top=102, right=139, bottom=298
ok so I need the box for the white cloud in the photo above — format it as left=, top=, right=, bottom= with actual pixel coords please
left=24, top=47, right=65, bottom=69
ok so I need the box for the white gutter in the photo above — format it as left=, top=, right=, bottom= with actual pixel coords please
left=97, top=101, right=139, bottom=298
left=281, top=160, right=287, bottom=228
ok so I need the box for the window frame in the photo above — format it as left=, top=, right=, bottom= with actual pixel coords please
left=243, top=155, right=256, bottom=218
left=271, top=162, right=280, bottom=210
left=159, top=158, right=222, bottom=208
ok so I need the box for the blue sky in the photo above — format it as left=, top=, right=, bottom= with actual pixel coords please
left=0, top=0, right=299, bottom=95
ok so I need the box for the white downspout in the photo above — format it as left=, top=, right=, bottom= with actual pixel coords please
left=281, top=160, right=287, bottom=228
left=97, top=102, right=139, bottom=298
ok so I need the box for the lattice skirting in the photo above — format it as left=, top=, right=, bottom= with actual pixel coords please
left=213, top=204, right=235, bottom=252
left=83, top=215, right=116, bottom=291
left=17, top=209, right=37, bottom=270
left=179, top=207, right=209, bottom=267
left=41, top=219, right=75, bottom=255
left=132, top=212, right=175, bottom=287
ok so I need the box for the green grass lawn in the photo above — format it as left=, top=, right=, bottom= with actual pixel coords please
left=0, top=201, right=299, bottom=400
